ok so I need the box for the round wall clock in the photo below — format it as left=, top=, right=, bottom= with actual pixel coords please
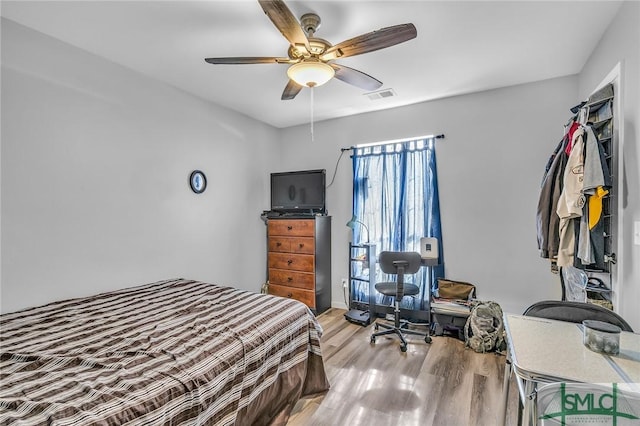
left=189, top=170, right=207, bottom=194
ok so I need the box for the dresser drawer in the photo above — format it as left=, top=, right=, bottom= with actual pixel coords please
left=268, top=219, right=315, bottom=237
left=268, top=237, right=314, bottom=254
left=289, top=237, right=315, bottom=254
left=268, top=284, right=316, bottom=308
left=268, top=237, right=291, bottom=252
left=268, top=252, right=314, bottom=272
left=268, top=268, right=315, bottom=290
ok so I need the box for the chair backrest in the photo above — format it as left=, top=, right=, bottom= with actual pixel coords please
left=523, top=300, right=633, bottom=332
left=378, top=251, right=422, bottom=275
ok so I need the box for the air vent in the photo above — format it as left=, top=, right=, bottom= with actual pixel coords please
left=365, top=88, right=397, bottom=101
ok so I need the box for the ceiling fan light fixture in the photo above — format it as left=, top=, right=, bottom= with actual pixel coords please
left=287, top=61, right=334, bottom=88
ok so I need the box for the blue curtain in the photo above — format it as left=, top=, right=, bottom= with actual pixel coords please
left=351, top=138, right=444, bottom=311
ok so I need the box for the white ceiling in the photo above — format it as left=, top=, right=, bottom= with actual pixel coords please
left=1, top=1, right=622, bottom=128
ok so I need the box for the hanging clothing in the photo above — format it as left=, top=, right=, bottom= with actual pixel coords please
left=585, top=215, right=607, bottom=270
left=553, top=123, right=611, bottom=268
left=583, top=125, right=612, bottom=229
left=558, top=127, right=587, bottom=218
left=564, top=121, right=581, bottom=156
left=539, top=85, right=614, bottom=272
left=583, top=126, right=610, bottom=191
left=577, top=208, right=593, bottom=265
left=576, top=125, right=611, bottom=267
left=536, top=137, right=567, bottom=259
left=589, top=186, right=609, bottom=229
left=556, top=127, right=586, bottom=267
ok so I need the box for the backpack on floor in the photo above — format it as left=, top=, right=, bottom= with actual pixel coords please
left=464, top=301, right=506, bottom=353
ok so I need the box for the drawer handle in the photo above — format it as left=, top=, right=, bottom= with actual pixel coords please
left=276, top=242, right=282, bottom=247
left=287, top=226, right=293, bottom=231
left=287, top=259, right=293, bottom=265
left=287, top=293, right=292, bottom=298
left=298, top=243, right=304, bottom=248
left=287, top=277, right=293, bottom=282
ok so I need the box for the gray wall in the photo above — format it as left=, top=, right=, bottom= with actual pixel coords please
left=578, top=1, right=640, bottom=331
left=1, top=19, right=279, bottom=312
left=279, top=76, right=577, bottom=316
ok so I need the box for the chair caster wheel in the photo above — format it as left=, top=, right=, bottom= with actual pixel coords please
left=374, top=323, right=379, bottom=331
left=400, top=345, right=407, bottom=353
left=425, top=336, right=432, bottom=344
left=370, top=336, right=376, bottom=344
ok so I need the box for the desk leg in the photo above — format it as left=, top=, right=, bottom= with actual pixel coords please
left=522, top=380, right=537, bottom=426
left=498, top=357, right=512, bottom=426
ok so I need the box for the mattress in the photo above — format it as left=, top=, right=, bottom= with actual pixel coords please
left=0, top=278, right=329, bottom=425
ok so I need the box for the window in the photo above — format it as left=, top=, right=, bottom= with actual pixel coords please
left=351, top=137, right=444, bottom=311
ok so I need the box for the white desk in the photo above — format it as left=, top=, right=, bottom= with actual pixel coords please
left=500, top=314, right=640, bottom=425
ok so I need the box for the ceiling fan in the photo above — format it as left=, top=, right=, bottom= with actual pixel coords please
left=205, top=0, right=417, bottom=100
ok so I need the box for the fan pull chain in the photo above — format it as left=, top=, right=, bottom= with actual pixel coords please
left=310, top=86, right=314, bottom=142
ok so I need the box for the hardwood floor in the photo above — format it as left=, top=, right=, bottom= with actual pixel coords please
left=288, top=308, right=520, bottom=426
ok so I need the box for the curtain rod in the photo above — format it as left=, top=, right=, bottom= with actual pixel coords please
left=340, top=134, right=445, bottom=152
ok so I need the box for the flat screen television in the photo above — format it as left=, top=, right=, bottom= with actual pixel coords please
left=270, top=169, right=326, bottom=214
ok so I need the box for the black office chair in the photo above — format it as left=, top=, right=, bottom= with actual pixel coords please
left=370, top=251, right=431, bottom=352
left=523, top=300, right=633, bottom=332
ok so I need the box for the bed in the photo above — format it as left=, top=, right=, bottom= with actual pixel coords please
left=0, top=278, right=329, bottom=425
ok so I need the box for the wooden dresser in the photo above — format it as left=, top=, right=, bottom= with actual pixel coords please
left=267, top=216, right=331, bottom=314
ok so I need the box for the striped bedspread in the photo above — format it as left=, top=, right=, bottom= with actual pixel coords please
left=0, top=279, right=329, bottom=425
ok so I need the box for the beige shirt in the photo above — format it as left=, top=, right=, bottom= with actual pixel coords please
left=556, top=127, right=586, bottom=267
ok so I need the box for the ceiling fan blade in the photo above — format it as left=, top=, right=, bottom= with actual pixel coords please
left=330, top=63, right=383, bottom=91
left=205, top=57, right=294, bottom=65
left=281, top=79, right=303, bottom=100
left=258, top=0, right=310, bottom=55
left=320, top=23, right=417, bottom=61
